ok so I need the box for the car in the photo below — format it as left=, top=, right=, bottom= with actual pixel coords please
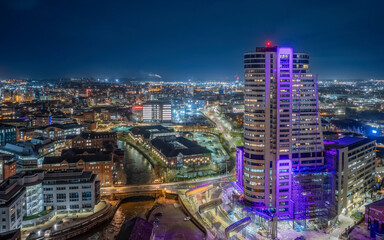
left=184, top=216, right=191, bottom=221
left=44, top=230, right=51, bottom=237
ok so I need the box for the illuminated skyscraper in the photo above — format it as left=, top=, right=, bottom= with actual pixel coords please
left=243, top=43, right=326, bottom=222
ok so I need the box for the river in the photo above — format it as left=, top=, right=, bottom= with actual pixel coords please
left=77, top=200, right=155, bottom=240
left=118, top=140, right=156, bottom=185
left=79, top=141, right=156, bottom=239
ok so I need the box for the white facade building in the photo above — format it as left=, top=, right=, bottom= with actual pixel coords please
left=0, top=181, right=25, bottom=232
left=42, top=170, right=99, bottom=213
left=143, top=101, right=172, bottom=122
left=0, top=169, right=100, bottom=232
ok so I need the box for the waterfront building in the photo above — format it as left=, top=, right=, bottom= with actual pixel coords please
left=150, top=135, right=210, bottom=168
left=65, top=131, right=117, bottom=150
left=325, top=137, right=376, bottom=216
left=242, top=43, right=328, bottom=223
left=129, top=125, right=179, bottom=144
left=42, top=148, right=114, bottom=185
left=40, top=169, right=100, bottom=215
left=0, top=169, right=100, bottom=232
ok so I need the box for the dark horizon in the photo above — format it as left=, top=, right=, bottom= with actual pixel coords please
left=0, top=0, right=383, bottom=81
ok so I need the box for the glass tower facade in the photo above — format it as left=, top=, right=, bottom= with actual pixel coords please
left=243, top=44, right=326, bottom=221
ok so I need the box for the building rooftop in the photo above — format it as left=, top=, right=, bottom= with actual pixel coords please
left=37, top=122, right=82, bottom=130
left=43, top=169, right=95, bottom=181
left=151, top=136, right=210, bottom=158
left=43, top=149, right=112, bottom=165
left=143, top=100, right=171, bottom=105
left=366, top=198, right=384, bottom=212
left=80, top=131, right=116, bottom=139
left=0, top=179, right=25, bottom=204
left=324, top=137, right=375, bottom=150
left=130, top=125, right=174, bottom=139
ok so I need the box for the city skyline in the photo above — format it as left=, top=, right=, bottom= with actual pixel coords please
left=0, top=0, right=383, bottom=81
left=1, top=1, right=384, bottom=239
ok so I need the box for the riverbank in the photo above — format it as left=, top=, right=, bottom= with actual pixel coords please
left=118, top=131, right=235, bottom=183
left=22, top=202, right=108, bottom=240
left=118, top=134, right=164, bottom=168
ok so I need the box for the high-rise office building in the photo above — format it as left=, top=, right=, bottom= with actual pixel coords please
left=143, top=101, right=172, bottom=122
left=243, top=43, right=328, bottom=222
left=324, top=137, right=376, bottom=217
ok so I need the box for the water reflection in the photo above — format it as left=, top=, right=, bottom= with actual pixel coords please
left=82, top=140, right=156, bottom=240
left=80, top=201, right=155, bottom=240
left=118, top=140, right=155, bottom=185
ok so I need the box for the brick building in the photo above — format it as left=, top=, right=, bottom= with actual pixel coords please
left=365, top=198, right=384, bottom=232
left=150, top=136, right=210, bottom=168
left=42, top=148, right=114, bottom=185
left=66, top=132, right=117, bottom=150
left=0, top=154, right=17, bottom=182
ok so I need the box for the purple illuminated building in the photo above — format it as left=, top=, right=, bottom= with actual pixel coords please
left=236, top=146, right=244, bottom=187
left=243, top=43, right=330, bottom=225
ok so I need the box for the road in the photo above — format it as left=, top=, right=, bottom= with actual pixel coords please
left=101, top=174, right=235, bottom=195
left=203, top=106, right=240, bottom=149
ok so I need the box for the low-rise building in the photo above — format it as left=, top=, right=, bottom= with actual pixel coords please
left=0, top=124, right=16, bottom=146
left=0, top=142, right=40, bottom=170
left=66, top=132, right=117, bottom=149
left=41, top=169, right=100, bottom=215
left=0, top=138, right=56, bottom=170
left=365, top=198, right=384, bottom=232
left=129, top=125, right=178, bottom=144
left=0, top=180, right=25, bottom=232
left=0, top=154, right=17, bottom=182
left=151, top=136, right=210, bottom=168
left=42, top=148, right=114, bottom=185
left=0, top=169, right=100, bottom=232
left=325, top=137, right=376, bottom=216
left=34, top=123, right=82, bottom=141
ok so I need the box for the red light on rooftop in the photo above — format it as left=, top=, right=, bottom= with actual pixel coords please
left=266, top=41, right=271, bottom=47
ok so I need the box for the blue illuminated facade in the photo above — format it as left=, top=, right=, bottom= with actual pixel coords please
left=0, top=124, right=16, bottom=146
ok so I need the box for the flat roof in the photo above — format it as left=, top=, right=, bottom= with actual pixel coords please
left=324, top=137, right=375, bottom=150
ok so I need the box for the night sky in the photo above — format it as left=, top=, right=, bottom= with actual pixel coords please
left=0, top=0, right=383, bottom=81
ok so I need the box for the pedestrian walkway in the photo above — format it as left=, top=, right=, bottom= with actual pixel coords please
left=21, top=201, right=107, bottom=240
